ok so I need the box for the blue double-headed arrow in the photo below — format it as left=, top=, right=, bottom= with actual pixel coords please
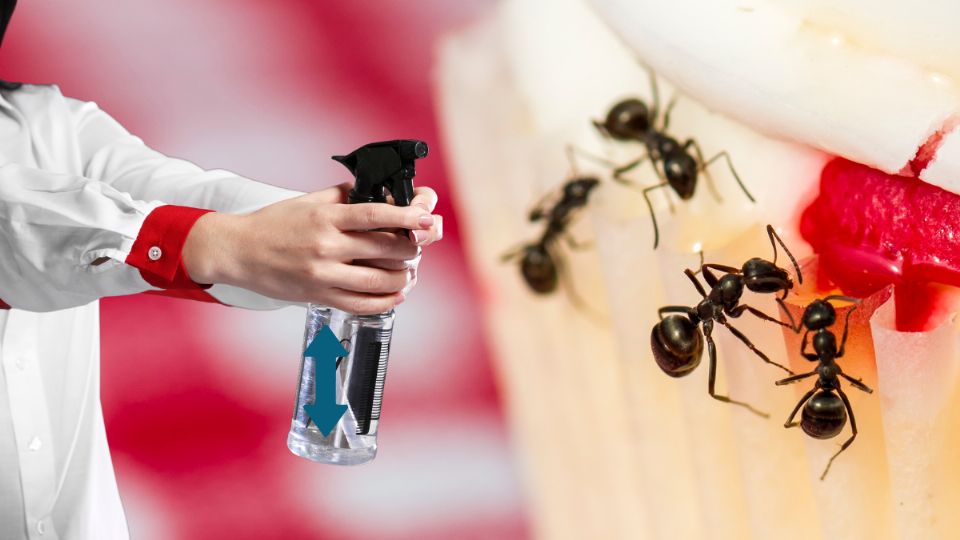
left=303, top=326, right=348, bottom=436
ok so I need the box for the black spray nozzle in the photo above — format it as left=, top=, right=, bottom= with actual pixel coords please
left=332, top=140, right=428, bottom=207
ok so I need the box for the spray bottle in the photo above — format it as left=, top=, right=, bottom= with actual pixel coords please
left=287, top=140, right=428, bottom=465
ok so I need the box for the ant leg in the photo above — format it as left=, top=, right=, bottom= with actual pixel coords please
left=699, top=265, right=720, bottom=288
left=722, top=320, right=794, bottom=374
left=658, top=306, right=696, bottom=320
left=501, top=243, right=527, bottom=262
left=703, top=263, right=739, bottom=272
left=683, top=268, right=708, bottom=297
left=592, top=120, right=613, bottom=139
left=702, top=263, right=740, bottom=274
left=695, top=143, right=756, bottom=203
left=766, top=225, right=803, bottom=285
left=661, top=94, right=679, bottom=131
left=783, top=387, right=817, bottom=428
left=839, top=371, right=873, bottom=394
left=697, top=263, right=739, bottom=283
left=821, top=387, right=858, bottom=480
left=776, top=370, right=817, bottom=386
left=703, top=320, right=769, bottom=417
left=775, top=298, right=801, bottom=333
left=566, top=144, right=650, bottom=185
left=609, top=156, right=652, bottom=188
left=684, top=139, right=723, bottom=203
left=643, top=159, right=678, bottom=214
left=728, top=303, right=796, bottom=332
left=692, top=250, right=707, bottom=276
left=642, top=182, right=670, bottom=249
left=728, top=295, right=801, bottom=332
left=645, top=64, right=662, bottom=122
left=552, top=246, right=586, bottom=307
left=704, top=149, right=754, bottom=202
left=837, top=309, right=854, bottom=357
left=833, top=301, right=860, bottom=357
left=551, top=245, right=606, bottom=321
left=799, top=330, right=819, bottom=361
left=526, top=188, right=559, bottom=224
left=566, top=144, right=620, bottom=174
left=564, top=234, right=593, bottom=251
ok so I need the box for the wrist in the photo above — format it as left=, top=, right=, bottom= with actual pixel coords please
left=182, top=212, right=244, bottom=286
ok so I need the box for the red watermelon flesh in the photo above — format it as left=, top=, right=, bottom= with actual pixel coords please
left=800, top=158, right=960, bottom=331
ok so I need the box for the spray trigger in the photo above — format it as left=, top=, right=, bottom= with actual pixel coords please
left=332, top=139, right=428, bottom=207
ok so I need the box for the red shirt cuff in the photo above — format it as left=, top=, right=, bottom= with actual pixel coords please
left=125, top=205, right=214, bottom=290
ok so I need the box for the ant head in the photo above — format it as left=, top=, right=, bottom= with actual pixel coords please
left=564, top=177, right=600, bottom=201
left=602, top=99, right=651, bottom=140
left=520, top=245, right=557, bottom=294
left=716, top=274, right=744, bottom=308
left=802, top=299, right=836, bottom=330
left=801, top=390, right=847, bottom=439
left=742, top=257, right=791, bottom=294
left=812, top=331, right=837, bottom=358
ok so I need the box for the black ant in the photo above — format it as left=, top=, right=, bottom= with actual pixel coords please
left=775, top=295, right=873, bottom=480
left=652, top=225, right=802, bottom=416
left=502, top=149, right=600, bottom=310
left=591, top=67, right=754, bottom=248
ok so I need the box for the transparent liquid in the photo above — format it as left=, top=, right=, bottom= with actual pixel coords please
left=287, top=305, right=394, bottom=465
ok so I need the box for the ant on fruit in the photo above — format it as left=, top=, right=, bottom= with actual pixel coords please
left=775, top=295, right=872, bottom=480
left=591, top=67, right=754, bottom=248
left=502, top=148, right=601, bottom=311
left=651, top=225, right=802, bottom=416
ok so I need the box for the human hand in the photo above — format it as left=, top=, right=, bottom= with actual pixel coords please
left=352, top=185, right=443, bottom=297
left=183, top=183, right=442, bottom=314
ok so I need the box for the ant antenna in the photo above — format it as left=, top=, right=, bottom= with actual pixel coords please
left=775, top=297, right=801, bottom=333
left=825, top=295, right=861, bottom=356
left=643, top=63, right=662, bottom=121
left=766, top=225, right=803, bottom=285
left=565, top=145, right=583, bottom=177
left=691, top=247, right=706, bottom=276
left=822, top=295, right=861, bottom=306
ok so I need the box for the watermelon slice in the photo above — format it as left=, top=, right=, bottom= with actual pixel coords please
left=801, top=158, right=960, bottom=331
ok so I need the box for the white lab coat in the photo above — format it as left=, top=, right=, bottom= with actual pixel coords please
left=0, top=83, right=302, bottom=539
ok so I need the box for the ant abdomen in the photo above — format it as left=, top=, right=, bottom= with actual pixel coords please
left=801, top=391, right=847, bottom=439
left=651, top=315, right=703, bottom=377
left=601, top=98, right=651, bottom=140
left=520, top=247, right=558, bottom=294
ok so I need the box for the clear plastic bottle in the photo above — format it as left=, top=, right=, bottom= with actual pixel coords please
left=287, top=304, right=395, bottom=465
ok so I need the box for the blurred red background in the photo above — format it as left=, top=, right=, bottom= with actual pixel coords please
left=1, top=1, right=528, bottom=538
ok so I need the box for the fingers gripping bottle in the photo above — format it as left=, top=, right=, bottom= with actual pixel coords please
left=287, top=140, right=429, bottom=465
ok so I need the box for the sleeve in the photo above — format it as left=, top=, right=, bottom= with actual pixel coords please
left=64, top=96, right=308, bottom=309
left=0, top=164, right=196, bottom=311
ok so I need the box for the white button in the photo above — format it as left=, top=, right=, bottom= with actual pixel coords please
left=148, top=246, right=163, bottom=261
left=36, top=519, right=46, bottom=534
left=14, top=355, right=24, bottom=370
left=28, top=436, right=41, bottom=451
